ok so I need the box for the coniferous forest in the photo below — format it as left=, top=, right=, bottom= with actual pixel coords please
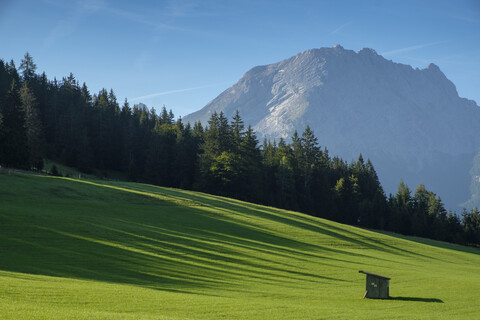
left=1, top=53, right=479, bottom=247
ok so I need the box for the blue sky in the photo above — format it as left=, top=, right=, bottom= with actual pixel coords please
left=1, top=0, right=479, bottom=117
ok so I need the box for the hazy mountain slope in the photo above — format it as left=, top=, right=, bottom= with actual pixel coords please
left=184, top=45, right=480, bottom=209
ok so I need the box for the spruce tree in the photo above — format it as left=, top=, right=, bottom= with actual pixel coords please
left=20, top=82, right=44, bottom=169
left=231, top=110, right=244, bottom=153
left=7, top=60, right=20, bottom=85
left=19, top=52, right=37, bottom=81
left=238, top=125, right=262, bottom=201
left=301, top=125, right=320, bottom=190
left=218, top=112, right=232, bottom=153
left=197, top=112, right=221, bottom=192
left=0, top=80, right=28, bottom=168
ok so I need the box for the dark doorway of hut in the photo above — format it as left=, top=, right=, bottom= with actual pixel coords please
left=359, top=270, right=390, bottom=299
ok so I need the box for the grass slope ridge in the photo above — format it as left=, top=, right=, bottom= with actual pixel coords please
left=1, top=172, right=479, bottom=319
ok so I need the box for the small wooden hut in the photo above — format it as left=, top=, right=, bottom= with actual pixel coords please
left=359, top=270, right=390, bottom=299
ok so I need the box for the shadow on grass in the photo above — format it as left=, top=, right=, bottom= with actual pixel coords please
left=390, top=296, right=444, bottom=303
left=70, top=178, right=400, bottom=264
left=111, top=183, right=415, bottom=258
left=1, top=174, right=358, bottom=294
left=375, top=230, right=480, bottom=256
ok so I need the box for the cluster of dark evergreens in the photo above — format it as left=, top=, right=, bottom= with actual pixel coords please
left=1, top=53, right=479, bottom=247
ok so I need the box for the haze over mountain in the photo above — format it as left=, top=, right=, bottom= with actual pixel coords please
left=184, top=45, right=480, bottom=210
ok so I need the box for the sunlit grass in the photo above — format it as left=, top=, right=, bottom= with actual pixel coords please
left=1, top=172, right=479, bottom=319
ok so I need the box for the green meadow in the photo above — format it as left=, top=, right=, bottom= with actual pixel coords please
left=1, top=172, right=479, bottom=319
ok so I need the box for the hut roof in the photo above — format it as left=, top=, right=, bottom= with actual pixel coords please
left=358, top=270, right=391, bottom=280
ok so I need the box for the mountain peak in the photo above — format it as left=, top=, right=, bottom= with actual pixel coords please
left=184, top=46, right=480, bottom=209
left=358, top=47, right=378, bottom=55
left=426, top=62, right=441, bottom=72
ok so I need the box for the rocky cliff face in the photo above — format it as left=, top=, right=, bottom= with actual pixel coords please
left=184, top=45, right=480, bottom=209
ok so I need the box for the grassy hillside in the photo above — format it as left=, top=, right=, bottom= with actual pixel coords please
left=1, top=172, right=479, bottom=319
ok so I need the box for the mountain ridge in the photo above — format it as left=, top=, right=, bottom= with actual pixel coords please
left=184, top=45, right=480, bottom=209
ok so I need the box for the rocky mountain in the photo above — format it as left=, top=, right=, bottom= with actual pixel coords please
left=184, top=45, right=480, bottom=210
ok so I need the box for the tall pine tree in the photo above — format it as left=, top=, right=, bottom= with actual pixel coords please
left=0, top=80, right=29, bottom=168
left=20, top=82, right=44, bottom=169
left=19, top=52, right=37, bottom=81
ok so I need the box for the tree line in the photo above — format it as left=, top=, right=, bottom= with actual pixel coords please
left=1, top=53, right=479, bottom=247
